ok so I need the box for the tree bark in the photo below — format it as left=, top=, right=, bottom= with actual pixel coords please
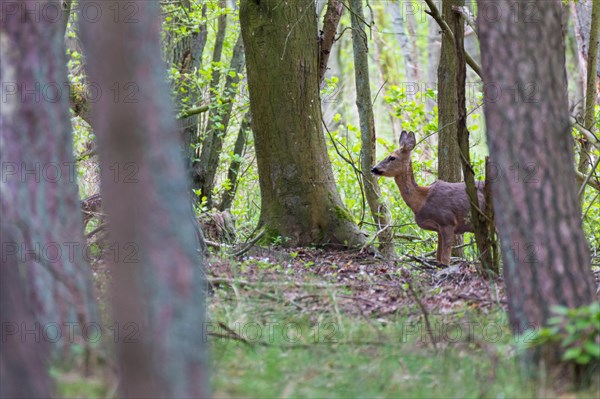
left=436, top=0, right=466, bottom=257
left=1, top=0, right=97, bottom=341
left=166, top=1, right=209, bottom=176
left=1, top=225, right=53, bottom=398
left=576, top=0, right=600, bottom=201
left=454, top=13, right=498, bottom=275
left=219, top=112, right=251, bottom=211
left=478, top=0, right=596, bottom=380
left=240, top=0, right=365, bottom=247
left=572, top=0, right=600, bottom=83
left=80, top=1, right=208, bottom=396
left=319, top=0, right=343, bottom=85
left=350, top=0, right=395, bottom=256
left=437, top=0, right=463, bottom=184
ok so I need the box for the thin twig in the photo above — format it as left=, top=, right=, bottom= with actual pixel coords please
left=404, top=279, right=437, bottom=349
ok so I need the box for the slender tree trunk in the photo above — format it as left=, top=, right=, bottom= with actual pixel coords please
left=80, top=1, right=208, bottom=396
left=193, top=0, right=228, bottom=200
left=454, top=13, right=498, bottom=274
left=60, top=0, right=72, bottom=37
left=1, top=0, right=97, bottom=342
left=197, top=35, right=245, bottom=208
left=436, top=0, right=466, bottom=257
left=319, top=0, right=343, bottom=85
left=437, top=0, right=464, bottom=184
left=427, top=16, right=441, bottom=124
left=577, top=0, right=600, bottom=201
left=478, top=0, right=596, bottom=381
left=240, top=0, right=365, bottom=247
left=388, top=0, right=419, bottom=83
left=572, top=0, right=600, bottom=83
left=372, top=9, right=401, bottom=140
left=350, top=0, right=395, bottom=257
left=167, top=1, right=209, bottom=176
left=219, top=112, right=251, bottom=211
left=567, top=15, right=586, bottom=118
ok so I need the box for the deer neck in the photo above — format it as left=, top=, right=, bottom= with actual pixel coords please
left=394, top=160, right=428, bottom=213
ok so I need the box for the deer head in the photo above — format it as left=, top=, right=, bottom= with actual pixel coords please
left=370, top=131, right=416, bottom=177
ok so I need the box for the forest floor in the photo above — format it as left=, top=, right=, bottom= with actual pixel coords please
left=54, top=245, right=600, bottom=398
left=207, top=246, right=507, bottom=318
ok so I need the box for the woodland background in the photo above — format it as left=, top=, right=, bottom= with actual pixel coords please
left=1, top=0, right=599, bottom=398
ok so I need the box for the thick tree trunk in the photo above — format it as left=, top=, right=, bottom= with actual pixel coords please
left=1, top=0, right=97, bottom=341
left=197, top=34, right=245, bottom=208
left=240, top=0, right=365, bottom=247
left=478, top=0, right=596, bottom=381
left=350, top=0, right=395, bottom=256
left=80, top=1, right=208, bottom=396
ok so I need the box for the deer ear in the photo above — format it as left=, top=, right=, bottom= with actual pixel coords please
left=399, top=130, right=407, bottom=146
left=406, top=131, right=416, bottom=150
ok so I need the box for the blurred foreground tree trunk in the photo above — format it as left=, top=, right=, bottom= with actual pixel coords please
left=0, top=0, right=97, bottom=348
left=478, top=0, right=596, bottom=382
left=81, top=1, right=208, bottom=397
left=240, top=0, right=365, bottom=247
left=1, top=226, right=52, bottom=398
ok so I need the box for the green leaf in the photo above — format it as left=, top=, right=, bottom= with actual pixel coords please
left=575, top=353, right=591, bottom=364
left=583, top=341, right=600, bottom=358
left=562, top=347, right=582, bottom=361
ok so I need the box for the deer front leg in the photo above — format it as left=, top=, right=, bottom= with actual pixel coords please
left=438, top=227, right=454, bottom=266
left=436, top=231, right=443, bottom=262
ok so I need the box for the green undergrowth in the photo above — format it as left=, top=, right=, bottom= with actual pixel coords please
left=207, top=279, right=594, bottom=398
left=210, top=305, right=528, bottom=398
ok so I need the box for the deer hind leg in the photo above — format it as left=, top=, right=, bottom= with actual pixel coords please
left=438, top=227, right=454, bottom=266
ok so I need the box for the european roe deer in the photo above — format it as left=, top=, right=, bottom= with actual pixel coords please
left=371, top=131, right=485, bottom=265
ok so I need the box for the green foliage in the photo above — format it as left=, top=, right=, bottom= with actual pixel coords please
left=529, top=303, right=600, bottom=365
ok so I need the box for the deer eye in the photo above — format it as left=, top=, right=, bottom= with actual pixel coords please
left=389, top=156, right=396, bottom=161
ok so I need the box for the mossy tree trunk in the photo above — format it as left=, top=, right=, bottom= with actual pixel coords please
left=240, top=0, right=365, bottom=247
left=165, top=0, right=208, bottom=179
left=478, top=0, right=596, bottom=381
left=350, top=0, right=395, bottom=257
